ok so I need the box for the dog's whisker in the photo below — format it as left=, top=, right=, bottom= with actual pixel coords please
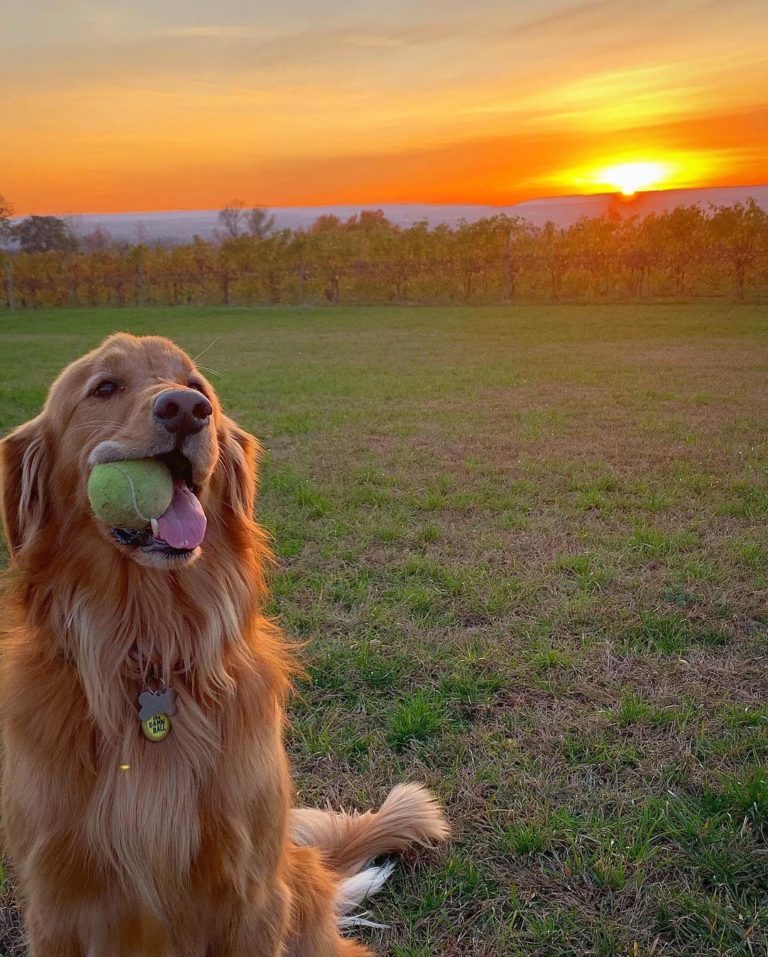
left=197, top=364, right=224, bottom=380
left=192, top=336, right=221, bottom=364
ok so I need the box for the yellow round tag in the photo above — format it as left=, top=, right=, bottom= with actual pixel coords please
left=142, top=713, right=171, bottom=741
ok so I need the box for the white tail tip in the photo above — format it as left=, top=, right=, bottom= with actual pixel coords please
left=336, top=860, right=396, bottom=926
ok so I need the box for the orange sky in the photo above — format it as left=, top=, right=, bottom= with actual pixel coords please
left=3, top=0, right=767, bottom=214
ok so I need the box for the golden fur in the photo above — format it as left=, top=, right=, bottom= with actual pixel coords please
left=0, top=333, right=448, bottom=957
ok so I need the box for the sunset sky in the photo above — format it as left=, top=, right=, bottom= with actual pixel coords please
left=3, top=0, right=767, bottom=214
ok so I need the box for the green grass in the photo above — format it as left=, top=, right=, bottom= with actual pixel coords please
left=1, top=303, right=767, bottom=956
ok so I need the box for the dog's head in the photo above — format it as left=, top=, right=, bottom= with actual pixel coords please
left=0, top=333, right=257, bottom=570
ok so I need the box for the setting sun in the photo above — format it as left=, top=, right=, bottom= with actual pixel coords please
left=543, top=150, right=726, bottom=200
left=595, top=161, right=672, bottom=196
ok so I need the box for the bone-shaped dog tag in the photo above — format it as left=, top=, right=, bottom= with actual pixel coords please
left=138, top=687, right=177, bottom=741
left=139, top=688, right=177, bottom=721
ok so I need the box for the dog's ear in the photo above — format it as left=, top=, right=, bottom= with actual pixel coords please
left=218, top=418, right=260, bottom=519
left=0, top=415, right=53, bottom=556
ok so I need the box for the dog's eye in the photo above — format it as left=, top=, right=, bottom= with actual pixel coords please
left=187, top=380, right=206, bottom=394
left=92, top=380, right=120, bottom=399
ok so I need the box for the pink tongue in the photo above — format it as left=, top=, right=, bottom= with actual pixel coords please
left=155, top=481, right=207, bottom=550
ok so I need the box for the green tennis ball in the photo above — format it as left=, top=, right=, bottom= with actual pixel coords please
left=87, top=459, right=173, bottom=529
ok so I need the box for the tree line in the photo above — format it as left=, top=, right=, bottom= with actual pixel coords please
left=1, top=194, right=767, bottom=309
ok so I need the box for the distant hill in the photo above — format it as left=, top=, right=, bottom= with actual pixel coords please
left=22, top=185, right=768, bottom=246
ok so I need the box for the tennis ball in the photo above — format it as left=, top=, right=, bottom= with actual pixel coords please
left=87, top=459, right=173, bottom=529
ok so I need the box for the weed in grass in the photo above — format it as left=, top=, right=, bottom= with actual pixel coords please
left=415, top=522, right=440, bottom=544
left=654, top=888, right=765, bottom=957
left=412, top=486, right=449, bottom=512
left=401, top=555, right=465, bottom=594
left=388, top=691, right=445, bottom=749
left=442, top=854, right=485, bottom=895
left=624, top=478, right=673, bottom=512
left=573, top=472, right=619, bottom=494
left=629, top=610, right=731, bottom=653
left=576, top=488, right=613, bottom=512
left=264, top=465, right=330, bottom=517
left=730, top=538, right=768, bottom=572
left=661, top=583, right=703, bottom=607
left=501, top=821, right=547, bottom=856
left=635, top=611, right=689, bottom=652
left=275, top=602, right=329, bottom=639
left=692, top=391, right=714, bottom=404
left=308, top=647, right=355, bottom=693
left=499, top=510, right=530, bottom=530
left=527, top=647, right=575, bottom=673
left=395, top=582, right=455, bottom=626
left=520, top=407, right=570, bottom=441
left=354, top=643, right=411, bottom=691
left=696, top=625, right=732, bottom=647
left=525, top=910, right=559, bottom=943
left=628, top=524, right=698, bottom=557
left=571, top=475, right=618, bottom=513
left=352, top=485, right=393, bottom=507
left=560, top=730, right=644, bottom=771
left=614, top=690, right=702, bottom=730
left=702, top=765, right=768, bottom=822
left=719, top=703, right=768, bottom=729
left=586, top=847, right=631, bottom=891
left=615, top=690, right=654, bottom=727
left=671, top=554, right=722, bottom=584
left=292, top=722, right=333, bottom=757
left=326, top=571, right=373, bottom=610
left=439, top=668, right=505, bottom=707
left=554, top=553, right=612, bottom=592
left=592, top=924, right=624, bottom=957
left=262, top=517, right=305, bottom=559
left=722, top=482, right=768, bottom=518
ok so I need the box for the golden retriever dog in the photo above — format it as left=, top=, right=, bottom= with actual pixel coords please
left=0, top=333, right=448, bottom=957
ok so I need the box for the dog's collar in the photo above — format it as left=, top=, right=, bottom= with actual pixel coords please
left=126, top=645, right=187, bottom=676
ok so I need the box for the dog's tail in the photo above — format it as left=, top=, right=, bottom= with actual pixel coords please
left=291, top=782, right=449, bottom=879
left=292, top=783, right=449, bottom=924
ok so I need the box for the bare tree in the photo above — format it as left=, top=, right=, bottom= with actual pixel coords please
left=134, top=220, right=149, bottom=245
left=246, top=207, right=275, bottom=239
left=218, top=200, right=248, bottom=238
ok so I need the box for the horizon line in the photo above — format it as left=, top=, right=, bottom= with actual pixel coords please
left=11, top=182, right=768, bottom=220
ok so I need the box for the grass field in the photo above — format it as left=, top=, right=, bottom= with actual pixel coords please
left=0, top=303, right=767, bottom=956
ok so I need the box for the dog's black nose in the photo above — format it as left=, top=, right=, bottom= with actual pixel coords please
left=153, top=389, right=212, bottom=436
